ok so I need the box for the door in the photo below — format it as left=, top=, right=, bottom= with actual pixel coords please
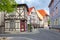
left=20, top=20, right=25, bottom=32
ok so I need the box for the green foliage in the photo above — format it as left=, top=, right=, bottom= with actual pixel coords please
left=0, top=0, right=17, bottom=13
left=28, top=24, right=31, bottom=27
left=48, top=19, right=50, bottom=25
left=28, top=24, right=32, bottom=31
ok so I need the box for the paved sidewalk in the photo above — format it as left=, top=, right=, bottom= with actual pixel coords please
left=0, top=37, right=34, bottom=40
left=1, top=28, right=60, bottom=40
left=50, top=29, right=60, bottom=32
left=7, top=37, right=34, bottom=40
left=4, top=29, right=39, bottom=34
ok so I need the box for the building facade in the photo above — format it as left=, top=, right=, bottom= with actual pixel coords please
left=36, top=10, right=43, bottom=28
left=48, top=0, right=60, bottom=28
left=27, top=7, right=40, bottom=28
left=0, top=12, right=5, bottom=33
left=37, top=9, right=49, bottom=28
left=5, top=4, right=29, bottom=33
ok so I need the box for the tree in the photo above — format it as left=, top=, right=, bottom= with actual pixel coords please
left=0, top=0, right=17, bottom=33
left=48, top=19, right=50, bottom=26
left=28, top=24, right=32, bottom=32
left=0, top=0, right=17, bottom=13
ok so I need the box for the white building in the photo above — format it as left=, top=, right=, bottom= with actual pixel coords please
left=5, top=4, right=29, bottom=33
left=0, top=12, right=5, bottom=33
left=27, top=7, right=40, bottom=28
left=37, top=9, right=49, bottom=28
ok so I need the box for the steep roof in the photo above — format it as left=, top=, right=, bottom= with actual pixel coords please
left=36, top=10, right=43, bottom=20
left=48, top=0, right=54, bottom=7
left=28, top=7, right=34, bottom=15
left=28, top=7, right=42, bottom=20
left=37, top=9, right=48, bottom=17
left=16, top=4, right=29, bottom=12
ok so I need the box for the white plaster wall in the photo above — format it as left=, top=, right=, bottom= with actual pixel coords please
left=0, top=12, right=4, bottom=26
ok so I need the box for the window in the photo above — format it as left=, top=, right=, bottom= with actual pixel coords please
left=31, top=12, right=36, bottom=14
left=55, top=19, right=58, bottom=25
left=10, top=20, right=15, bottom=29
left=31, top=12, right=34, bottom=14
left=17, top=7, right=24, bottom=14
left=56, top=7, right=58, bottom=14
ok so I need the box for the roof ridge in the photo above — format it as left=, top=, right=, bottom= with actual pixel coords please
left=37, top=9, right=48, bottom=17
left=28, top=7, right=35, bottom=15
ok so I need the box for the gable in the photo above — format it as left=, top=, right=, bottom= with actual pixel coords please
left=36, top=10, right=43, bottom=20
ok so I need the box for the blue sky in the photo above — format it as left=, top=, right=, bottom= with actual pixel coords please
left=15, top=0, right=51, bottom=14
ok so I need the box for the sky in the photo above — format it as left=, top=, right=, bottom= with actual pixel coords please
left=15, top=0, right=51, bottom=15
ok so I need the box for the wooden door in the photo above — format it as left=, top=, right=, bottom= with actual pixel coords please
left=20, top=20, right=25, bottom=32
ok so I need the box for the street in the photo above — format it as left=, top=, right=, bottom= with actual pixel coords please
left=0, top=0, right=60, bottom=40
left=0, top=28, right=60, bottom=40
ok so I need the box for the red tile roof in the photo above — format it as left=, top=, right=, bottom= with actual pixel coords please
left=37, top=9, right=48, bottom=17
left=28, top=7, right=34, bottom=15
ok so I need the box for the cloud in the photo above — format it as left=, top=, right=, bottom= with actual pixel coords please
left=15, top=0, right=50, bottom=15
left=15, top=0, right=50, bottom=12
left=21, top=0, right=25, bottom=3
left=44, top=7, right=50, bottom=15
left=25, top=0, right=32, bottom=2
left=15, top=0, right=25, bottom=4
